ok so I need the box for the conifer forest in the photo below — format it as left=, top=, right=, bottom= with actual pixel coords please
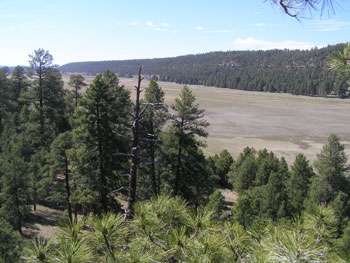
left=1, top=0, right=350, bottom=262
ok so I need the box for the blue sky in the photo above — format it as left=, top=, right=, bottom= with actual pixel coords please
left=1, top=0, right=350, bottom=66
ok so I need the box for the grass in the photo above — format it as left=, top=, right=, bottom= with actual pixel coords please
left=63, top=74, right=350, bottom=164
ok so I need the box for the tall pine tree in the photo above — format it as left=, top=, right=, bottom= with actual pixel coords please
left=70, top=72, right=131, bottom=214
left=138, top=80, right=168, bottom=198
left=162, top=85, right=212, bottom=206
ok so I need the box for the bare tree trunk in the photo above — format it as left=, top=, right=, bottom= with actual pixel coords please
left=148, top=119, right=157, bottom=195
left=127, top=67, right=143, bottom=218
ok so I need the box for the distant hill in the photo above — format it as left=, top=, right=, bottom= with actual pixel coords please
left=0, top=65, right=31, bottom=73
left=59, top=44, right=349, bottom=97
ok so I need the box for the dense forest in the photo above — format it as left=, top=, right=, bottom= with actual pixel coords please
left=60, top=44, right=350, bottom=98
left=1, top=47, right=350, bottom=262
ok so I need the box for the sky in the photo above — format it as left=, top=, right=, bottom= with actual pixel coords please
left=1, top=0, right=350, bottom=66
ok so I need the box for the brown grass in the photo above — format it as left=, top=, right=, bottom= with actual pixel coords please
left=62, top=74, right=350, bottom=164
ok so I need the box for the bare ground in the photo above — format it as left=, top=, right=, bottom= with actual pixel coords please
left=22, top=205, right=65, bottom=239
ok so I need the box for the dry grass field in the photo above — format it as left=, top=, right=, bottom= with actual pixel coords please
left=63, top=74, right=350, bottom=164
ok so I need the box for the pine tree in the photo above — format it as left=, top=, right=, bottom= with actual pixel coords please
left=229, top=147, right=257, bottom=193
left=254, top=149, right=280, bottom=187
left=286, top=154, right=315, bottom=215
left=0, top=115, right=30, bottom=234
left=329, top=44, right=350, bottom=98
left=10, top=66, right=29, bottom=107
left=206, top=190, right=225, bottom=219
left=162, top=85, right=211, bottom=205
left=138, top=80, right=168, bottom=198
left=28, top=48, right=53, bottom=148
left=336, top=220, right=350, bottom=261
left=211, top=150, right=233, bottom=188
left=0, top=218, right=21, bottom=263
left=260, top=172, right=288, bottom=221
left=70, top=72, right=131, bottom=214
left=0, top=68, right=12, bottom=135
left=27, top=50, right=70, bottom=210
left=47, top=131, right=74, bottom=223
left=232, top=193, right=256, bottom=227
left=308, top=134, right=349, bottom=206
left=68, top=74, right=87, bottom=108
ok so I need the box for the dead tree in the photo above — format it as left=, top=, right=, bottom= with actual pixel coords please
left=126, top=66, right=143, bottom=218
left=113, top=67, right=163, bottom=218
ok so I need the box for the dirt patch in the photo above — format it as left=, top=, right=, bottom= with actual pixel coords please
left=220, top=188, right=239, bottom=203
left=22, top=205, right=65, bottom=239
left=220, top=189, right=239, bottom=216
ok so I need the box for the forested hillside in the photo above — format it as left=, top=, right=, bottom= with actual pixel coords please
left=1, top=48, right=350, bottom=262
left=60, top=44, right=349, bottom=97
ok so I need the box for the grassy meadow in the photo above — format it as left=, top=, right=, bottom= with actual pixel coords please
left=63, top=75, right=350, bottom=164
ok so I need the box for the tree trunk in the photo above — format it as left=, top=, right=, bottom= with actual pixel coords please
left=96, top=104, right=108, bottom=213
left=33, top=182, right=37, bottom=212
left=0, top=114, right=2, bottom=135
left=13, top=168, right=22, bottom=235
left=75, top=86, right=79, bottom=108
left=149, top=120, right=157, bottom=195
left=73, top=84, right=78, bottom=223
left=150, top=142, right=157, bottom=195
left=73, top=181, right=78, bottom=224
left=127, top=67, right=143, bottom=218
left=174, top=119, right=184, bottom=196
left=64, top=156, right=73, bottom=224
left=39, top=66, right=45, bottom=148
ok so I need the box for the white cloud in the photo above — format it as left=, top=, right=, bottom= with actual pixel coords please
left=161, top=22, right=169, bottom=27
left=212, top=29, right=233, bottom=33
left=232, top=37, right=317, bottom=50
left=131, top=20, right=138, bottom=26
left=250, top=23, right=266, bottom=27
left=195, top=26, right=203, bottom=31
left=146, top=21, right=155, bottom=27
left=156, top=27, right=168, bottom=32
left=313, top=19, right=350, bottom=32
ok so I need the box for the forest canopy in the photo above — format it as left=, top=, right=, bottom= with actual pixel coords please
left=59, top=44, right=350, bottom=98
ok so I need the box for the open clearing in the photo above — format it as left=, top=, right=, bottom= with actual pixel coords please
left=22, top=205, right=64, bottom=239
left=63, top=75, right=350, bottom=164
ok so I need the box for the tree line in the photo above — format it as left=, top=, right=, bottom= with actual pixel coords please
left=59, top=44, right=350, bottom=98
left=1, top=48, right=350, bottom=262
